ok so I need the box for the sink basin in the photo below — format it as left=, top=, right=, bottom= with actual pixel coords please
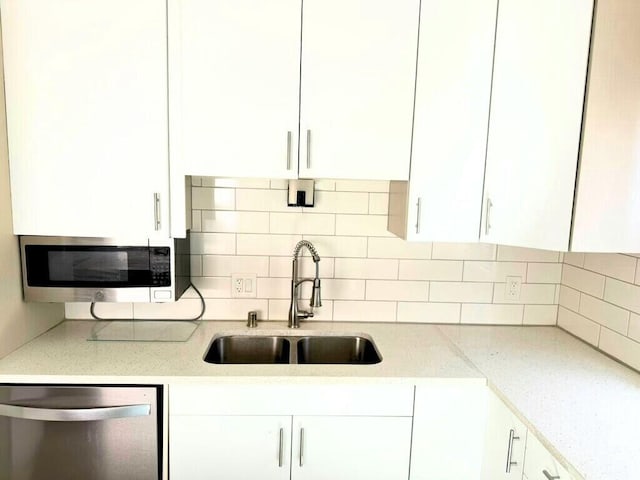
left=296, top=336, right=382, bottom=364
left=204, top=335, right=290, bottom=364
left=204, top=333, right=382, bottom=365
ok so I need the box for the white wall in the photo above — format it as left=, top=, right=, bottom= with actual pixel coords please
left=0, top=37, right=63, bottom=358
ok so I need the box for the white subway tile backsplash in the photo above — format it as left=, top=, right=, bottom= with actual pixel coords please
left=335, top=180, right=389, bottom=193
left=334, top=258, right=398, bottom=280
left=333, top=301, right=397, bottom=322
left=578, top=294, right=630, bottom=335
left=65, top=302, right=133, bottom=320
left=562, top=264, right=605, bottom=298
left=133, top=298, right=203, bottom=320
left=463, top=261, right=526, bottom=283
left=366, top=280, right=428, bottom=302
left=191, top=210, right=202, bottom=232
left=604, top=278, right=640, bottom=315
left=399, top=260, right=463, bottom=281
left=192, top=187, right=235, bottom=210
left=523, top=305, right=558, bottom=325
left=563, top=252, right=585, bottom=268
left=461, top=304, right=524, bottom=325
left=583, top=253, right=637, bottom=283
left=369, top=193, right=389, bottom=215
left=270, top=212, right=335, bottom=235
left=201, top=210, right=270, bottom=233
left=558, top=307, right=600, bottom=346
left=598, top=328, right=640, bottom=372
left=190, top=255, right=203, bottom=277
left=236, top=188, right=298, bottom=212
left=636, top=262, right=640, bottom=285
left=493, top=284, right=556, bottom=305
left=303, top=235, right=368, bottom=258
left=191, top=233, right=236, bottom=255
left=397, top=302, right=460, bottom=324
left=236, top=234, right=301, bottom=256
left=306, top=191, right=369, bottom=214
left=335, top=214, right=392, bottom=237
left=432, top=242, right=496, bottom=261
left=497, top=245, right=559, bottom=263
left=320, top=279, right=366, bottom=300
left=201, top=299, right=269, bottom=320
left=629, top=314, right=640, bottom=343
left=527, top=263, right=562, bottom=284
left=257, top=278, right=290, bottom=300
left=203, top=255, right=270, bottom=278
left=429, top=282, right=493, bottom=303
left=367, top=237, right=431, bottom=259
left=558, top=285, right=580, bottom=312
left=190, top=277, right=231, bottom=298
left=267, top=299, right=333, bottom=321
left=203, top=177, right=271, bottom=189
left=268, top=256, right=335, bottom=278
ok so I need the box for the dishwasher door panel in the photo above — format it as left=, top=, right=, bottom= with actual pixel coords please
left=0, top=385, right=159, bottom=480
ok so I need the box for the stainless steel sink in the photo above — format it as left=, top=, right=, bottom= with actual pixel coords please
left=204, top=333, right=382, bottom=365
left=296, top=336, right=382, bottom=364
left=204, top=335, right=290, bottom=364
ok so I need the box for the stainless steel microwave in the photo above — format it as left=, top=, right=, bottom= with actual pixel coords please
left=19, top=234, right=190, bottom=303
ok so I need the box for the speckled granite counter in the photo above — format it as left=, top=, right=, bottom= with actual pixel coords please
left=439, top=325, right=640, bottom=480
left=0, top=320, right=638, bottom=480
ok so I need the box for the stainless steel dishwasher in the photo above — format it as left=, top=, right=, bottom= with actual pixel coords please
left=0, top=385, right=161, bottom=480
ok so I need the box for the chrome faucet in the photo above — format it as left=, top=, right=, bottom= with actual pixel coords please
left=288, top=240, right=322, bottom=328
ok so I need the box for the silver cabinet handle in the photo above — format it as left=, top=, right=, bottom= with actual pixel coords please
left=278, top=427, right=284, bottom=467
left=505, top=428, right=520, bottom=473
left=0, top=403, right=150, bottom=422
left=306, top=130, right=311, bottom=169
left=485, top=197, right=493, bottom=235
left=299, top=427, right=305, bottom=467
left=286, top=131, right=292, bottom=170
left=415, top=197, right=422, bottom=234
left=542, top=470, right=561, bottom=480
left=154, top=192, right=161, bottom=231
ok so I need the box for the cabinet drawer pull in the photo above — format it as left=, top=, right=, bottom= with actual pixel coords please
left=484, top=197, right=493, bottom=235
left=153, top=193, right=161, bottom=231
left=542, top=470, right=561, bottom=480
left=306, top=130, right=311, bottom=169
left=278, top=427, right=284, bottom=467
left=286, top=131, right=292, bottom=170
left=299, top=427, right=305, bottom=467
left=505, top=428, right=520, bottom=473
left=415, top=197, right=422, bottom=234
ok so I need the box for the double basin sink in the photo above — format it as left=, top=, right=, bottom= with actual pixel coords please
left=204, top=333, right=382, bottom=365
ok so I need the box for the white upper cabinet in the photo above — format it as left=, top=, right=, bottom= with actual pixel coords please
left=168, top=0, right=301, bottom=180
left=299, top=0, right=419, bottom=181
left=480, top=0, right=593, bottom=251
left=571, top=0, right=640, bottom=253
left=389, top=0, right=497, bottom=241
left=170, top=0, right=418, bottom=182
left=2, top=0, right=170, bottom=238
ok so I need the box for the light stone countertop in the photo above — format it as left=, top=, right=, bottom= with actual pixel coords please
left=1, top=320, right=639, bottom=480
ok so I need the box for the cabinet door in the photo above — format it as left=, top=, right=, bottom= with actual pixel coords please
left=1, top=0, right=169, bottom=238
left=571, top=0, right=640, bottom=252
left=169, top=0, right=300, bottom=179
left=523, top=432, right=574, bottom=480
left=170, top=415, right=291, bottom=480
left=299, top=0, right=419, bottom=180
left=481, top=390, right=528, bottom=480
left=410, top=382, right=488, bottom=480
left=291, top=416, right=412, bottom=480
left=480, top=0, right=593, bottom=250
left=407, top=0, right=497, bottom=241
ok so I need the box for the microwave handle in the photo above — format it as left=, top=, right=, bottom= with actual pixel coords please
left=0, top=403, right=150, bottom=422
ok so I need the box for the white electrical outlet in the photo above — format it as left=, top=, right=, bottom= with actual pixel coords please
left=231, top=273, right=257, bottom=298
left=505, top=276, right=522, bottom=300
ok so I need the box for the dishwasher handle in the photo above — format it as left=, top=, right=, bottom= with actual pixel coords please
left=0, top=403, right=151, bottom=422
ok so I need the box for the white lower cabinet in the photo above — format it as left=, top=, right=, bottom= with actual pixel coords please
left=410, top=382, right=488, bottom=480
left=481, top=390, right=528, bottom=480
left=523, top=432, right=574, bottom=480
left=169, top=384, right=414, bottom=480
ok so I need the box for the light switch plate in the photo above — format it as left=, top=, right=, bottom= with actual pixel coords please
left=231, top=273, right=257, bottom=298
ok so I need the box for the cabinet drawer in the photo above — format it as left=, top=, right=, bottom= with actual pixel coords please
left=523, top=432, right=573, bottom=480
left=169, top=384, right=414, bottom=416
